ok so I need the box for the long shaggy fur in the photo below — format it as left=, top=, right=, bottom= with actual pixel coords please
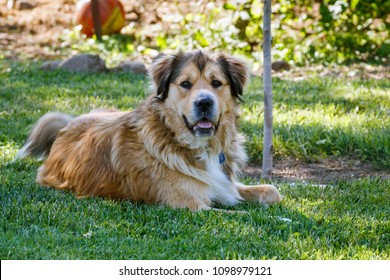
left=17, top=51, right=281, bottom=210
left=15, top=112, right=74, bottom=161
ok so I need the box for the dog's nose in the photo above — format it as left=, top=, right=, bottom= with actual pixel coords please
left=195, top=96, right=214, bottom=112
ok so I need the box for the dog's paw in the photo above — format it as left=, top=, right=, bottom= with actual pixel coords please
left=238, top=184, right=281, bottom=204
left=257, top=184, right=281, bottom=204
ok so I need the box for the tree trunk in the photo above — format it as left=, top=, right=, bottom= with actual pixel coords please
left=91, top=0, right=102, bottom=41
left=262, top=0, right=273, bottom=179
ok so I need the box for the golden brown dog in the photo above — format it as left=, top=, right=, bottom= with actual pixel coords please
left=16, top=51, right=281, bottom=210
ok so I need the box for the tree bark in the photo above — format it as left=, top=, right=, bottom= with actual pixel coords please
left=262, top=0, right=273, bottom=179
left=91, top=0, right=102, bottom=41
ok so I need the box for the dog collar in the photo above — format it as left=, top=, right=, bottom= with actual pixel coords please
left=219, top=151, right=226, bottom=164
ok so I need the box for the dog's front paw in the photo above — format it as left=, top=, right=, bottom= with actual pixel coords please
left=257, top=184, right=281, bottom=204
left=238, top=184, right=281, bottom=204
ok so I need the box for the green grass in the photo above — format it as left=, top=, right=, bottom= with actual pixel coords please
left=1, top=60, right=389, bottom=259
left=243, top=76, right=390, bottom=166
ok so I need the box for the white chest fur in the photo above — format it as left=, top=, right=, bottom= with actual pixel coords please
left=199, top=152, right=241, bottom=205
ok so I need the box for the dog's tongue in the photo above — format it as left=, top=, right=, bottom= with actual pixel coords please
left=196, top=120, right=213, bottom=129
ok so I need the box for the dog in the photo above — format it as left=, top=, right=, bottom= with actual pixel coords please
left=16, top=51, right=281, bottom=210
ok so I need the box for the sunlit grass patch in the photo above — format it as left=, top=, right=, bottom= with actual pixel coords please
left=242, top=76, right=390, bottom=167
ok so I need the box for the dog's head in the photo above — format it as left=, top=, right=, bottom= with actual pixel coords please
left=148, top=51, right=248, bottom=146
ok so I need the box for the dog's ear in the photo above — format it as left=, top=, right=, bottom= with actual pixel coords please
left=217, top=54, right=249, bottom=101
left=148, top=53, right=176, bottom=101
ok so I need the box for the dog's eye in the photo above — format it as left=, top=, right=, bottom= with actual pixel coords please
left=180, top=81, right=192, bottom=89
left=211, top=80, right=222, bottom=88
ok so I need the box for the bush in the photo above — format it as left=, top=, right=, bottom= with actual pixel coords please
left=61, top=0, right=390, bottom=66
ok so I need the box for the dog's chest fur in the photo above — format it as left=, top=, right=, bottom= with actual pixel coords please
left=197, top=151, right=241, bottom=206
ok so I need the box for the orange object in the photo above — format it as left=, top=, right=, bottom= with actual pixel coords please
left=75, top=0, right=125, bottom=37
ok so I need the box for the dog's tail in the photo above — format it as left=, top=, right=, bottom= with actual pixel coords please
left=15, top=112, right=74, bottom=161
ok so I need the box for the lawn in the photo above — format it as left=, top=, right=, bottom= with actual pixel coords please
left=0, top=60, right=389, bottom=259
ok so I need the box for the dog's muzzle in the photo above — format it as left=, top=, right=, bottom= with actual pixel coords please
left=183, top=92, right=219, bottom=138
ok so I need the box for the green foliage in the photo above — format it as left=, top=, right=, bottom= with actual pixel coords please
left=61, top=26, right=141, bottom=67
left=61, top=0, right=390, bottom=66
left=221, top=0, right=390, bottom=65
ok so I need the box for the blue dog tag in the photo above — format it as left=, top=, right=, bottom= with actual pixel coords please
left=219, top=152, right=226, bottom=164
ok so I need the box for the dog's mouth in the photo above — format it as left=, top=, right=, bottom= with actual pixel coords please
left=183, top=115, right=219, bottom=137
